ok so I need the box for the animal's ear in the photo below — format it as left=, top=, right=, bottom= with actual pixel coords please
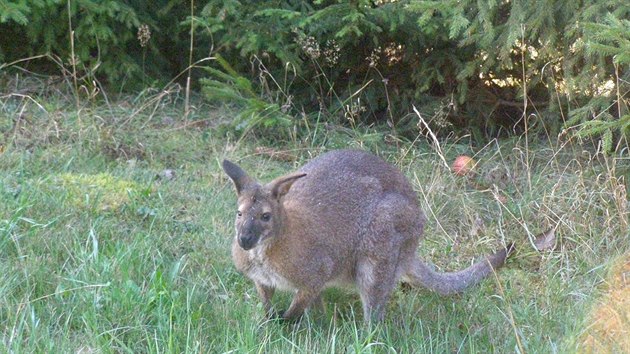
left=268, top=172, right=307, bottom=199
left=222, top=159, right=256, bottom=195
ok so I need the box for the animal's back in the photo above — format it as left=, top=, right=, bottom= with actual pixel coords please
left=286, top=149, right=417, bottom=211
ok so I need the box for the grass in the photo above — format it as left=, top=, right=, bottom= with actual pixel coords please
left=0, top=80, right=628, bottom=353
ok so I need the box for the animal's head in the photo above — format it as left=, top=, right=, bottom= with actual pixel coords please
left=222, top=159, right=306, bottom=251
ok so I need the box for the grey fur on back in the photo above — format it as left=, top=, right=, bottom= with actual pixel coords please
left=222, top=149, right=512, bottom=322
left=293, top=149, right=417, bottom=204
left=287, top=149, right=424, bottom=245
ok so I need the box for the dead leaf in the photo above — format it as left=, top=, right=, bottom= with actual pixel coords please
left=534, top=228, right=557, bottom=251
left=469, top=215, right=485, bottom=237
left=158, top=169, right=175, bottom=181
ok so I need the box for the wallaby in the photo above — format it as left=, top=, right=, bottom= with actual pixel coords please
left=222, top=149, right=512, bottom=322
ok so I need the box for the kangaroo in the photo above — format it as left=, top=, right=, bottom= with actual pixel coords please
left=222, top=149, right=512, bottom=322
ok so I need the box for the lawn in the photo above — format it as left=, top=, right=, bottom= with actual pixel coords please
left=1, top=86, right=628, bottom=353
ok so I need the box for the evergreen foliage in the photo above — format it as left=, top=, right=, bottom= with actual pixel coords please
left=200, top=54, right=294, bottom=138
left=0, top=0, right=194, bottom=89
left=199, top=0, right=629, bottom=147
left=571, top=12, right=630, bottom=150
left=0, top=0, right=31, bottom=25
left=0, top=0, right=627, bottom=147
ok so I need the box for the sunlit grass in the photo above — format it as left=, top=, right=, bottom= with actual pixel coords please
left=0, top=88, right=627, bottom=352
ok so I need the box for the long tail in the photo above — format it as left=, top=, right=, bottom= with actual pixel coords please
left=404, top=243, right=514, bottom=295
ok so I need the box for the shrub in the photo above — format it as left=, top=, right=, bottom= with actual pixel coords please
left=199, top=0, right=629, bottom=148
left=0, top=0, right=195, bottom=90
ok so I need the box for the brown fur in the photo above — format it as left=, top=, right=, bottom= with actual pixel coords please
left=223, top=149, right=512, bottom=322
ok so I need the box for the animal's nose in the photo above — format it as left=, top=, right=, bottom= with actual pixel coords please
left=238, top=234, right=257, bottom=250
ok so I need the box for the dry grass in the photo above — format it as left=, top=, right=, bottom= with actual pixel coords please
left=578, top=253, right=630, bottom=353
left=0, top=73, right=628, bottom=352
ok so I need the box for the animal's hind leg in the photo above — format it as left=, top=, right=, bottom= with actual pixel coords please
left=356, top=193, right=422, bottom=322
left=282, top=288, right=322, bottom=320
left=356, top=257, right=399, bottom=322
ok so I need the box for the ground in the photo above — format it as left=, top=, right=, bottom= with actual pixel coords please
left=0, top=86, right=628, bottom=352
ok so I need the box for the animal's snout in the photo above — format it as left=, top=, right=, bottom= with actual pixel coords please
left=238, top=233, right=258, bottom=250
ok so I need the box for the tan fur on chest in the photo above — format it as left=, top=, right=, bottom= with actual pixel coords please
left=243, top=247, right=296, bottom=291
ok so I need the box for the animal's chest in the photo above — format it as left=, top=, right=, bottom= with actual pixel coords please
left=238, top=248, right=296, bottom=291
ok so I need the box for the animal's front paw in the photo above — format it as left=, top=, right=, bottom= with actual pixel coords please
left=263, top=308, right=282, bottom=321
left=261, top=308, right=301, bottom=324
left=281, top=310, right=307, bottom=323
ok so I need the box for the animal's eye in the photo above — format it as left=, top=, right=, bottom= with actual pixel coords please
left=261, top=213, right=271, bottom=222
left=237, top=211, right=242, bottom=217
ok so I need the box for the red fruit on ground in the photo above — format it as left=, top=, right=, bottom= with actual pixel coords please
left=452, top=155, right=475, bottom=176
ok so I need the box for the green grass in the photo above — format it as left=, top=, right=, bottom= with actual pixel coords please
left=0, top=86, right=628, bottom=353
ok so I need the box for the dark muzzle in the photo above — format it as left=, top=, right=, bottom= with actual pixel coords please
left=238, top=233, right=259, bottom=250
